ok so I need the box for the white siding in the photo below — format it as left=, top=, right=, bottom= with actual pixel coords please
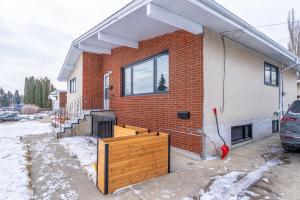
left=67, top=53, right=83, bottom=107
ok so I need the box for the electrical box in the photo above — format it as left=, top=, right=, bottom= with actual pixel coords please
left=177, top=111, right=190, bottom=120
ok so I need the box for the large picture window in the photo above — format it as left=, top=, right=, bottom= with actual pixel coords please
left=123, top=52, right=169, bottom=96
left=264, top=63, right=278, bottom=86
left=70, top=78, right=76, bottom=93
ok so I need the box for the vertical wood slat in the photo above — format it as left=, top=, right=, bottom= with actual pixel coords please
left=97, top=132, right=170, bottom=194
left=114, top=125, right=149, bottom=137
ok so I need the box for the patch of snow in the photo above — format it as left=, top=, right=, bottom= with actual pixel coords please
left=262, top=178, right=269, bottom=183
left=129, top=186, right=146, bottom=200
left=244, top=190, right=260, bottom=197
left=203, top=155, right=219, bottom=160
left=0, top=137, right=32, bottom=199
left=224, top=156, right=231, bottom=163
left=0, top=121, right=52, bottom=138
left=182, top=197, right=193, bottom=200
left=0, top=121, right=52, bottom=200
left=200, top=160, right=280, bottom=200
left=59, top=136, right=97, bottom=183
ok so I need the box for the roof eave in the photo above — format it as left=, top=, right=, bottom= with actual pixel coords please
left=195, top=0, right=298, bottom=64
left=57, top=0, right=300, bottom=81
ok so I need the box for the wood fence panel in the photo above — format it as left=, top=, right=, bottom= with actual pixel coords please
left=113, top=125, right=149, bottom=137
left=97, top=132, right=170, bottom=194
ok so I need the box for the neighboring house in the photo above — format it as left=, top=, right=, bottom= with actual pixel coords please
left=57, top=0, right=300, bottom=157
left=48, top=90, right=67, bottom=111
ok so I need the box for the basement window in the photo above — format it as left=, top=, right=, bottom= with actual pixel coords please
left=70, top=78, right=76, bottom=93
left=231, top=124, right=252, bottom=145
left=272, top=120, right=279, bottom=133
left=122, top=51, right=169, bottom=96
left=264, top=63, right=278, bottom=86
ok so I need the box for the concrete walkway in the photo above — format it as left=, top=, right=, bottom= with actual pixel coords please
left=22, top=134, right=143, bottom=200
left=21, top=133, right=300, bottom=200
left=22, top=134, right=101, bottom=200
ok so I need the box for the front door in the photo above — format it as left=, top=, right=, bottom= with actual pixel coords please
left=103, top=73, right=109, bottom=110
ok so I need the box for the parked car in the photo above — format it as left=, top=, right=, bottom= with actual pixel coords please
left=13, top=104, right=23, bottom=112
left=280, top=100, right=300, bottom=152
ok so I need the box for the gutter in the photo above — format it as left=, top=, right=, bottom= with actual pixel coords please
left=196, top=0, right=298, bottom=63
left=281, top=59, right=300, bottom=71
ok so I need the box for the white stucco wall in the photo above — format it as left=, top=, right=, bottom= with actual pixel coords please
left=297, top=82, right=300, bottom=99
left=282, top=69, right=297, bottom=110
left=203, top=28, right=297, bottom=156
left=67, top=53, right=83, bottom=107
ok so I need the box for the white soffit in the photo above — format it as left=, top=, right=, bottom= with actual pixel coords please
left=58, top=0, right=300, bottom=81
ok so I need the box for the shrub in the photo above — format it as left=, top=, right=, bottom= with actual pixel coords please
left=21, top=104, right=39, bottom=114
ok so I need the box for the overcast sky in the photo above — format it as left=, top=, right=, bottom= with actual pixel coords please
left=0, top=0, right=299, bottom=94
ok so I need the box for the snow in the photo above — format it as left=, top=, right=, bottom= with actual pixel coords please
left=0, top=121, right=52, bottom=138
left=59, top=136, right=98, bottom=183
left=200, top=160, right=280, bottom=200
left=0, top=137, right=32, bottom=200
left=0, top=121, right=52, bottom=200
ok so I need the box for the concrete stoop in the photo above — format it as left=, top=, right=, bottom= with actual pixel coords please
left=55, top=112, right=93, bottom=139
left=54, top=110, right=116, bottom=139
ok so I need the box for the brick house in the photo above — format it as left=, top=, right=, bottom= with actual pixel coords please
left=48, top=90, right=67, bottom=111
left=57, top=0, right=300, bottom=157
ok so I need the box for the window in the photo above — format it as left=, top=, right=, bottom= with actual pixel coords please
left=70, top=78, right=76, bottom=93
left=231, top=124, right=252, bottom=145
left=264, top=63, right=278, bottom=86
left=123, top=52, right=169, bottom=96
left=272, top=120, right=279, bottom=133
left=288, top=100, right=300, bottom=113
left=133, top=59, right=154, bottom=94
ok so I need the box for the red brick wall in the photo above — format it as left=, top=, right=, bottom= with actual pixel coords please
left=82, top=30, right=203, bottom=154
left=82, top=52, right=103, bottom=110
left=59, top=92, right=67, bottom=108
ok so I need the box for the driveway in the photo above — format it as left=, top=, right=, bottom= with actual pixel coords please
left=21, top=131, right=300, bottom=200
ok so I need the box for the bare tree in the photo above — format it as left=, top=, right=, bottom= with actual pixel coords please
left=288, top=8, right=300, bottom=56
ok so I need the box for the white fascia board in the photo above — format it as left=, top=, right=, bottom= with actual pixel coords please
left=187, top=0, right=297, bottom=63
left=64, top=65, right=74, bottom=70
left=78, top=43, right=111, bottom=55
left=146, top=3, right=203, bottom=35
left=98, top=32, right=138, bottom=48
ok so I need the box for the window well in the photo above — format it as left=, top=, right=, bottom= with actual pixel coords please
left=231, top=124, right=252, bottom=145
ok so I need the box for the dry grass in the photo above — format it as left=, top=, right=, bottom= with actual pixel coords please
left=21, top=105, right=39, bottom=114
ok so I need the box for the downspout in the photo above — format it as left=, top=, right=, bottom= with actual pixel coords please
left=279, top=65, right=284, bottom=118
left=280, top=59, right=300, bottom=117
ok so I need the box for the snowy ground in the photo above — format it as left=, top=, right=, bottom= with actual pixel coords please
left=0, top=121, right=51, bottom=200
left=200, top=160, right=281, bottom=200
left=59, top=136, right=98, bottom=184
left=1, top=121, right=297, bottom=200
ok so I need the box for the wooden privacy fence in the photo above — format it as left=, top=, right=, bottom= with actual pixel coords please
left=113, top=125, right=150, bottom=137
left=97, top=132, right=170, bottom=194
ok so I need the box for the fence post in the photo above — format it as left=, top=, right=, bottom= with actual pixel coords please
left=168, top=134, right=171, bottom=174
left=104, top=143, right=109, bottom=194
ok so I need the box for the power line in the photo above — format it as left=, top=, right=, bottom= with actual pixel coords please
left=254, top=20, right=300, bottom=28
left=221, top=20, right=300, bottom=34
